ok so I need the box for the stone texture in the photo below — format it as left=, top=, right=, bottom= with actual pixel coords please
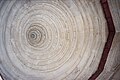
left=97, top=0, right=120, bottom=80
left=108, top=0, right=120, bottom=32
left=1, top=0, right=119, bottom=80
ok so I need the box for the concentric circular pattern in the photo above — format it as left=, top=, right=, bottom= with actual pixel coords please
left=0, top=0, right=107, bottom=80
left=26, top=24, right=46, bottom=47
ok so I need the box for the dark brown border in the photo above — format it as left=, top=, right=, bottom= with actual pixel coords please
left=0, top=0, right=116, bottom=80
left=88, top=0, right=115, bottom=80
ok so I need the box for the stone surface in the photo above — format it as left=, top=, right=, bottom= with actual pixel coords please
left=97, top=0, right=120, bottom=80
left=108, top=0, right=120, bottom=32
left=0, top=0, right=114, bottom=80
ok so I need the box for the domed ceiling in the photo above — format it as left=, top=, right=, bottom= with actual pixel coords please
left=0, top=0, right=119, bottom=80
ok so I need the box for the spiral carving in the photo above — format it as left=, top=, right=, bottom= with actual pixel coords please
left=0, top=0, right=107, bottom=80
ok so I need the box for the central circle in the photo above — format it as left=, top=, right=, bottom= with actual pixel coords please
left=31, top=33, right=36, bottom=39
left=26, top=25, right=44, bottom=47
left=30, top=32, right=37, bottom=40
